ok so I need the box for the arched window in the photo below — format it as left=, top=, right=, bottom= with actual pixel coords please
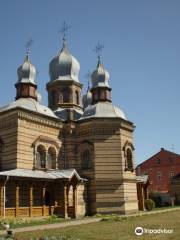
left=47, top=147, right=56, bottom=169
left=126, top=148, right=133, bottom=170
left=82, top=149, right=91, bottom=170
left=36, top=145, right=46, bottom=169
left=75, top=91, right=79, bottom=105
left=58, top=92, right=63, bottom=103
left=63, top=88, right=70, bottom=103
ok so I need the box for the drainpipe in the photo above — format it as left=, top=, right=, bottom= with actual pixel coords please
left=3, top=175, right=9, bottom=219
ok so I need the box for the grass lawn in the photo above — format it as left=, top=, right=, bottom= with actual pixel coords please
left=15, top=210, right=180, bottom=240
left=0, top=215, right=68, bottom=230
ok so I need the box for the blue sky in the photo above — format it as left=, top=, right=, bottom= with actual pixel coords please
left=0, top=0, right=180, bottom=164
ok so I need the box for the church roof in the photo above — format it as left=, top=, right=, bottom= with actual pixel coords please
left=0, top=168, right=86, bottom=181
left=80, top=101, right=127, bottom=120
left=0, top=98, right=58, bottom=119
left=54, top=107, right=83, bottom=120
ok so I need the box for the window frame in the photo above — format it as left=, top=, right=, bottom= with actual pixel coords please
left=75, top=90, right=79, bottom=105
left=47, top=147, right=56, bottom=169
left=157, top=171, right=162, bottom=182
left=36, top=145, right=46, bottom=169
left=81, top=149, right=91, bottom=170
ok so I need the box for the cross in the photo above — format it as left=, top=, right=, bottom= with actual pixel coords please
left=93, top=42, right=104, bottom=62
left=25, top=38, right=33, bottom=58
left=59, top=21, right=70, bottom=45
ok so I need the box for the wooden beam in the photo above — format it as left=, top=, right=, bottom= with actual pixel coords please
left=73, top=185, right=77, bottom=218
left=15, top=186, right=19, bottom=217
left=42, top=186, right=46, bottom=216
left=29, top=186, right=33, bottom=217
left=63, top=185, right=68, bottom=218
left=54, top=184, right=58, bottom=207
left=0, top=185, right=4, bottom=218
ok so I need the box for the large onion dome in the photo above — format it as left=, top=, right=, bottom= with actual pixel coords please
left=91, top=60, right=110, bottom=88
left=17, top=55, right=37, bottom=85
left=49, top=42, right=80, bottom=82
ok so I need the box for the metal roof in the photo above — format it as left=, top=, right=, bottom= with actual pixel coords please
left=17, top=56, right=37, bottom=86
left=0, top=98, right=58, bottom=119
left=80, top=102, right=127, bottom=120
left=54, top=107, right=83, bottom=121
left=0, top=168, right=86, bottom=181
left=91, top=61, right=110, bottom=88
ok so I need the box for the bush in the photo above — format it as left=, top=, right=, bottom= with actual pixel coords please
left=153, top=196, right=162, bottom=207
left=144, top=199, right=155, bottom=211
left=149, top=192, right=172, bottom=207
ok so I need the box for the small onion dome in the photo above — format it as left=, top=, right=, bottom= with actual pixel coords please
left=17, top=55, right=37, bottom=85
left=49, top=42, right=80, bottom=82
left=82, top=89, right=92, bottom=109
left=37, top=91, right=42, bottom=103
left=91, top=60, right=110, bottom=88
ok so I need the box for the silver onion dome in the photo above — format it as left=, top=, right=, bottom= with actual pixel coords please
left=17, top=55, right=37, bottom=85
left=49, top=42, right=80, bottom=82
left=91, top=60, right=110, bottom=88
left=82, top=89, right=92, bottom=109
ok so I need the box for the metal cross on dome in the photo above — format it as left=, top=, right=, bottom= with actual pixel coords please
left=94, top=42, right=104, bottom=62
left=59, top=21, right=70, bottom=45
left=25, top=38, right=33, bottom=58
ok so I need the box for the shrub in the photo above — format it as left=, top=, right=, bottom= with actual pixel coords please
left=144, top=199, right=155, bottom=211
left=153, top=196, right=162, bottom=207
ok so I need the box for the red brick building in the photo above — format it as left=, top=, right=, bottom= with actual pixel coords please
left=136, top=148, right=180, bottom=193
